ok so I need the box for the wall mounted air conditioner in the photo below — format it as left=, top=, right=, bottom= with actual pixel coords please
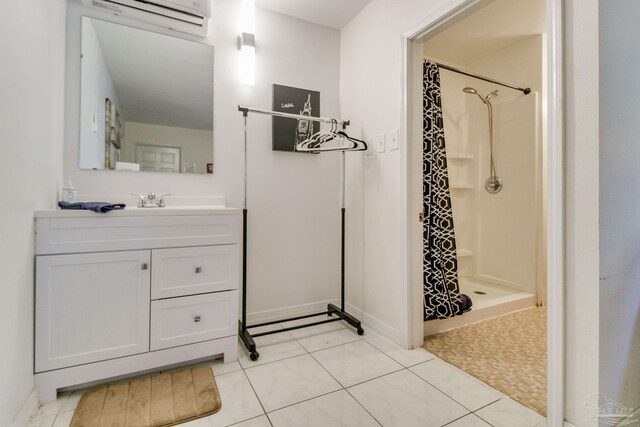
left=81, top=0, right=212, bottom=37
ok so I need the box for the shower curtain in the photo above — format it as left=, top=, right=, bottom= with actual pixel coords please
left=423, top=60, right=462, bottom=321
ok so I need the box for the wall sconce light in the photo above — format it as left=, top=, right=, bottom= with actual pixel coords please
left=238, top=0, right=255, bottom=85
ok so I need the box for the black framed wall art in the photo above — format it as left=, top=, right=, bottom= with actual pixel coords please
left=272, top=84, right=320, bottom=152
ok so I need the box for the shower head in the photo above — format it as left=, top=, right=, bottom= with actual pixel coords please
left=462, top=87, right=499, bottom=104
left=463, top=86, right=487, bottom=104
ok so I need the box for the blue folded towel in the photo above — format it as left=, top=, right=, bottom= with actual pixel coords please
left=58, top=201, right=126, bottom=213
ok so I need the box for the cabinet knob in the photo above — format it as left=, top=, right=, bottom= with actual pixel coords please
left=141, top=263, right=149, bottom=270
left=195, top=267, right=202, bottom=273
left=194, top=315, right=201, bottom=323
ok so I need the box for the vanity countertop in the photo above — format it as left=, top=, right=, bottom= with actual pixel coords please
left=34, top=206, right=242, bottom=218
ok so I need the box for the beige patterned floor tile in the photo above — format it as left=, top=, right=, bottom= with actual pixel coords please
left=423, top=307, right=547, bottom=415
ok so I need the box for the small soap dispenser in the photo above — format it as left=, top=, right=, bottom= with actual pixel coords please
left=61, top=176, right=76, bottom=203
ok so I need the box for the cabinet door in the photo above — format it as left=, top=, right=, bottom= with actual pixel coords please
left=35, top=251, right=150, bottom=372
left=150, top=290, right=238, bottom=351
left=151, top=245, right=239, bottom=299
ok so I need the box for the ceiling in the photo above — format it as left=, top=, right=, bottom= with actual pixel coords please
left=422, top=0, right=546, bottom=66
left=255, top=0, right=371, bottom=29
left=90, top=18, right=214, bottom=130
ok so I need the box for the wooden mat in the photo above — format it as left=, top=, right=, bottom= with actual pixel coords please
left=70, top=366, right=221, bottom=427
left=424, top=307, right=547, bottom=416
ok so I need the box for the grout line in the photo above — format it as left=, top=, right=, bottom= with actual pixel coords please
left=307, top=339, right=404, bottom=388
left=239, top=349, right=308, bottom=372
left=472, top=398, right=505, bottom=427
left=263, top=390, right=344, bottom=418
left=404, top=365, right=497, bottom=414
left=440, top=413, right=475, bottom=426
left=342, top=384, right=384, bottom=427
left=301, top=334, right=364, bottom=354
left=227, top=414, right=271, bottom=426
left=239, top=369, right=270, bottom=420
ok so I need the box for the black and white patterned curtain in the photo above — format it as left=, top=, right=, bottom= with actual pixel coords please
left=423, top=60, right=462, bottom=321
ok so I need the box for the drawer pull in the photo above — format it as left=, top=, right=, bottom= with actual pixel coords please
left=195, top=267, right=202, bottom=273
left=194, top=315, right=202, bottom=323
left=141, top=263, right=149, bottom=270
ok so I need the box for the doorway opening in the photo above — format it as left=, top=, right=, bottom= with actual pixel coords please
left=401, top=0, right=563, bottom=424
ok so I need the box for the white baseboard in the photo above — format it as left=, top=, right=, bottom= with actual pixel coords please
left=244, top=300, right=402, bottom=346
left=344, top=303, right=402, bottom=345
left=11, top=389, right=39, bottom=427
left=244, top=300, right=337, bottom=325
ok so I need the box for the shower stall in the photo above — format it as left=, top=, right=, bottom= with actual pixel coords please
left=423, top=35, right=545, bottom=335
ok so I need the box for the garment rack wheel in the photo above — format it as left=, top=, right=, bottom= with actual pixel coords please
left=250, top=351, right=259, bottom=361
left=357, top=327, right=364, bottom=335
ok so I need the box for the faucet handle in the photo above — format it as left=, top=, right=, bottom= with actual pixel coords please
left=131, top=193, right=145, bottom=207
left=158, top=193, right=171, bottom=208
left=147, top=192, right=156, bottom=201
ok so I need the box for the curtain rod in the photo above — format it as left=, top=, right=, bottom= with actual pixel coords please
left=433, top=61, right=531, bottom=95
left=238, top=105, right=350, bottom=127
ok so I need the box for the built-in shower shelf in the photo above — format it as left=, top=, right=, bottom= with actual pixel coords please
left=457, top=249, right=473, bottom=257
left=447, top=153, right=474, bottom=160
left=450, top=183, right=473, bottom=190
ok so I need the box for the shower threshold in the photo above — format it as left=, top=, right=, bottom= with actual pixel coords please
left=424, top=277, right=536, bottom=336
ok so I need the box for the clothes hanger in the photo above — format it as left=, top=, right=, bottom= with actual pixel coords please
left=296, top=119, right=336, bottom=151
left=297, top=119, right=352, bottom=152
left=297, top=119, right=366, bottom=152
left=336, top=127, right=368, bottom=151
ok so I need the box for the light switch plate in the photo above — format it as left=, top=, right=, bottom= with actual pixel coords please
left=375, top=133, right=386, bottom=153
left=388, top=129, right=399, bottom=151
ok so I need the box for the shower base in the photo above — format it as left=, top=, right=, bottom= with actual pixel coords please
left=423, top=277, right=537, bottom=336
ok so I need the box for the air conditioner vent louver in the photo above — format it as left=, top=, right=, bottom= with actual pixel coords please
left=91, top=0, right=121, bottom=12
left=81, top=0, right=211, bottom=37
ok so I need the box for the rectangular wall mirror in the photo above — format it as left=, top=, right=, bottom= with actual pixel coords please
left=79, top=17, right=214, bottom=174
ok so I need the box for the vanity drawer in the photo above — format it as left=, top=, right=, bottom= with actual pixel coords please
left=150, top=291, right=237, bottom=351
left=35, top=215, right=241, bottom=255
left=151, top=245, right=239, bottom=299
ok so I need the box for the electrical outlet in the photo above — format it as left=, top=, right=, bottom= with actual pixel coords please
left=375, top=133, right=386, bottom=153
left=388, top=129, right=399, bottom=151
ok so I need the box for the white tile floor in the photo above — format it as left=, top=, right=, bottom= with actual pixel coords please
left=28, top=316, right=547, bottom=427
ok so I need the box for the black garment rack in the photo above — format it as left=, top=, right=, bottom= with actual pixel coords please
left=237, top=105, right=364, bottom=361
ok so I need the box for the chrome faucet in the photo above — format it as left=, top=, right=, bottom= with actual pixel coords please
left=158, top=194, right=171, bottom=207
left=132, top=193, right=146, bottom=208
left=131, top=193, right=171, bottom=208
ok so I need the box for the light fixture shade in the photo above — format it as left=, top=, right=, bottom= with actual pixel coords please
left=238, top=43, right=255, bottom=85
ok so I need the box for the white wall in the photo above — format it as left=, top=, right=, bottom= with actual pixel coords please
left=564, top=0, right=600, bottom=424
left=468, top=37, right=543, bottom=295
left=341, top=0, right=451, bottom=343
left=123, top=122, right=213, bottom=174
left=0, top=0, right=66, bottom=425
left=342, top=0, right=601, bottom=425
left=599, top=0, right=640, bottom=416
left=429, top=36, right=544, bottom=296
left=79, top=18, right=120, bottom=170
left=65, top=0, right=342, bottom=316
